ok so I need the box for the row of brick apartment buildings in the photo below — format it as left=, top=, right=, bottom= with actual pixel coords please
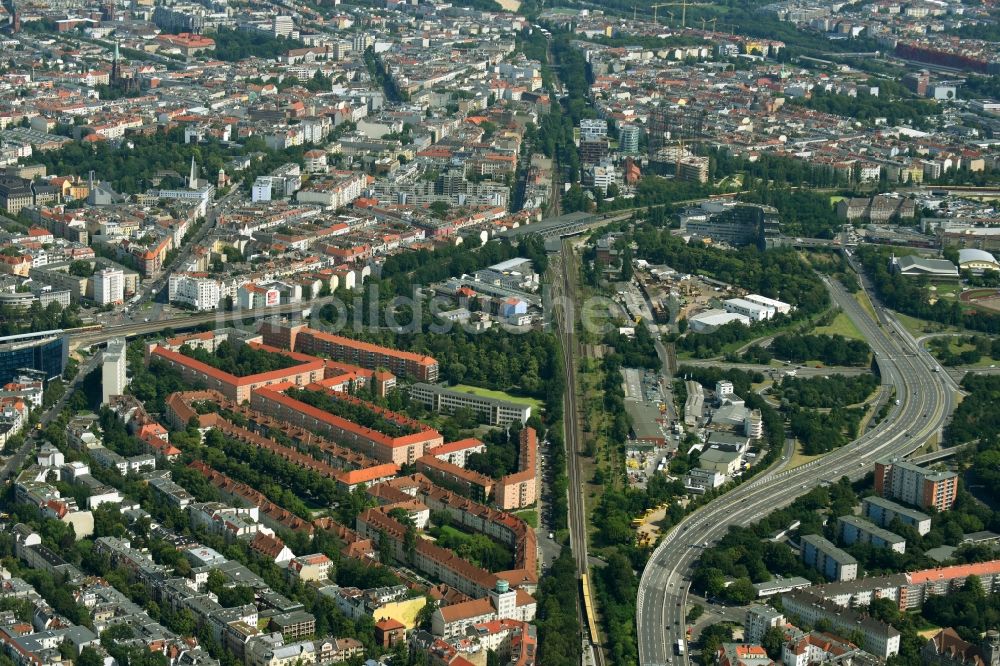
left=165, top=390, right=401, bottom=490
left=259, top=322, right=439, bottom=382
left=798, top=559, right=1000, bottom=612
left=250, top=383, right=443, bottom=465
left=148, top=333, right=327, bottom=404
left=149, top=329, right=410, bottom=404
left=415, top=427, right=538, bottom=510
left=149, top=380, right=545, bottom=645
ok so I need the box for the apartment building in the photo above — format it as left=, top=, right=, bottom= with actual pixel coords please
left=168, top=273, right=222, bottom=311
left=250, top=384, right=442, bottom=465
left=407, top=383, right=531, bottom=426
left=259, top=322, right=439, bottom=382
left=147, top=341, right=326, bottom=404
left=862, top=495, right=932, bottom=536
left=874, top=459, right=958, bottom=511
left=798, top=560, right=1000, bottom=613
left=838, top=515, right=907, bottom=553
left=431, top=580, right=536, bottom=639
left=101, top=338, right=127, bottom=406
left=494, top=427, right=538, bottom=511
left=781, top=590, right=900, bottom=659
left=93, top=267, right=124, bottom=305
left=744, top=604, right=785, bottom=644
left=415, top=456, right=493, bottom=503
left=800, top=534, right=858, bottom=582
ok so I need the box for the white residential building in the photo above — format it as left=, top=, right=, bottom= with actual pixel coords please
left=169, top=273, right=222, bottom=311
left=579, top=118, right=608, bottom=142
left=93, top=267, right=124, bottom=305
left=101, top=338, right=127, bottom=406
left=252, top=177, right=273, bottom=203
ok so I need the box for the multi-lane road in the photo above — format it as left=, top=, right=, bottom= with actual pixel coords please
left=636, top=274, right=957, bottom=665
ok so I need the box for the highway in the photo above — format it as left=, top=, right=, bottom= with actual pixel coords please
left=636, top=273, right=956, bottom=665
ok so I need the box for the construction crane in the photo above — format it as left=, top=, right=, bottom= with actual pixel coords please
left=649, top=0, right=709, bottom=28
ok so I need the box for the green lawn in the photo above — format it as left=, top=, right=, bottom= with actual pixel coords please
left=452, top=384, right=543, bottom=413
left=928, top=283, right=962, bottom=299
left=895, top=311, right=962, bottom=338
left=814, top=311, right=865, bottom=341
left=787, top=441, right=822, bottom=470
left=928, top=337, right=998, bottom=368
left=829, top=195, right=845, bottom=205
left=854, top=290, right=877, bottom=321
left=515, top=509, right=538, bottom=527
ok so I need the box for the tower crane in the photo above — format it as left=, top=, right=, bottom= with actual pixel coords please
left=648, top=0, right=709, bottom=28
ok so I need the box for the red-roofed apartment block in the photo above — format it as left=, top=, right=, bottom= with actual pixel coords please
left=259, top=322, right=439, bottom=382
left=251, top=383, right=443, bottom=465
left=147, top=340, right=326, bottom=404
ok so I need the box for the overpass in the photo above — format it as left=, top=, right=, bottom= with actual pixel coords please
left=67, top=296, right=334, bottom=349
left=500, top=211, right=632, bottom=240
left=907, top=442, right=973, bottom=465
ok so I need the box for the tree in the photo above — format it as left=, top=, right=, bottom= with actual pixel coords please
left=416, top=597, right=436, bottom=631
left=428, top=201, right=450, bottom=218
left=762, top=626, right=785, bottom=659
left=69, top=260, right=92, bottom=277
left=77, top=648, right=103, bottom=666
left=723, top=577, right=757, bottom=605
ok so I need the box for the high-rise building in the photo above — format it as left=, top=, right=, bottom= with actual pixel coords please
left=102, top=338, right=127, bottom=406
left=579, top=138, right=609, bottom=166
left=273, top=15, right=294, bottom=38
left=874, top=459, right=958, bottom=512
left=619, top=124, right=641, bottom=153
left=93, top=267, right=124, bottom=305
left=0, top=331, right=67, bottom=384
left=579, top=119, right=608, bottom=142
left=903, top=70, right=930, bottom=97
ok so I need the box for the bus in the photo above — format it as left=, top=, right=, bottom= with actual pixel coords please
left=676, top=639, right=685, bottom=656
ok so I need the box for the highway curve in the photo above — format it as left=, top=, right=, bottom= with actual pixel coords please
left=636, top=275, right=956, bottom=665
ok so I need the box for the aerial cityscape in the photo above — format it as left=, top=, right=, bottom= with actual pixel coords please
left=0, top=0, right=997, bottom=664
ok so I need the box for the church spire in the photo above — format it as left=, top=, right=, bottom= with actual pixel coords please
left=189, top=156, right=198, bottom=189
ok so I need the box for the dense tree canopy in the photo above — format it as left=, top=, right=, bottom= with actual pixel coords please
left=180, top=340, right=301, bottom=377
left=210, top=28, right=305, bottom=62
left=768, top=333, right=871, bottom=366
left=775, top=374, right=880, bottom=409
left=792, top=89, right=941, bottom=129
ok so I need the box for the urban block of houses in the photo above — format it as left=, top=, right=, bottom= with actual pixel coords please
left=147, top=332, right=327, bottom=403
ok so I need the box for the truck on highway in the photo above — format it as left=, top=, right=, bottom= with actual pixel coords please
left=676, top=639, right=685, bottom=656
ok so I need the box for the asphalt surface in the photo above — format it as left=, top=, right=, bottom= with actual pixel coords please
left=680, top=359, right=871, bottom=377
left=636, top=274, right=957, bottom=665
left=133, top=186, right=241, bottom=310
left=0, top=352, right=102, bottom=484
left=68, top=295, right=337, bottom=349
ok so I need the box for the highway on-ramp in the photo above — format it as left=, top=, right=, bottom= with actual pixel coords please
left=636, top=276, right=957, bottom=665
